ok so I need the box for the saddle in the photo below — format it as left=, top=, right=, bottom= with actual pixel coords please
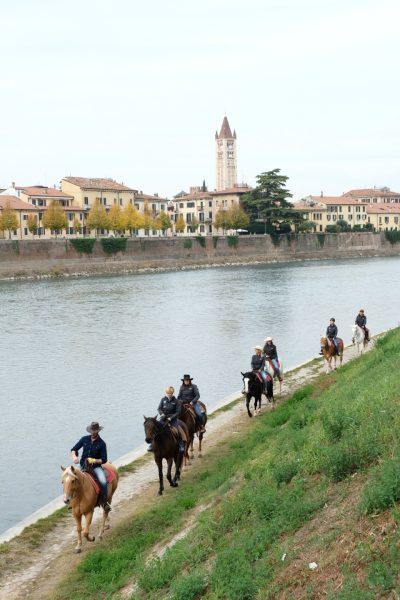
left=82, top=465, right=116, bottom=495
left=253, top=370, right=264, bottom=384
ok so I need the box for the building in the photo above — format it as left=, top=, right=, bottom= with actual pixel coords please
left=296, top=195, right=368, bottom=231
left=60, top=177, right=137, bottom=209
left=19, top=186, right=74, bottom=208
left=343, top=187, right=400, bottom=204
left=0, top=195, right=38, bottom=239
left=215, top=116, right=237, bottom=191
left=366, top=204, right=400, bottom=231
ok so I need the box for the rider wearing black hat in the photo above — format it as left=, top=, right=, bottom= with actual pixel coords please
left=70, top=421, right=111, bottom=512
left=178, top=374, right=205, bottom=433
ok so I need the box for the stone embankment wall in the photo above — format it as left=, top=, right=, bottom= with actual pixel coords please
left=0, top=233, right=399, bottom=279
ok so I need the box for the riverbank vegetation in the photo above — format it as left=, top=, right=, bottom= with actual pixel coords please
left=48, top=328, right=400, bottom=599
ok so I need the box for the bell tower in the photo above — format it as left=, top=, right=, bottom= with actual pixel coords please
left=215, top=116, right=237, bottom=191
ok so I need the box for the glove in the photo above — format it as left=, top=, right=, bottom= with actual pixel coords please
left=87, top=457, right=96, bottom=464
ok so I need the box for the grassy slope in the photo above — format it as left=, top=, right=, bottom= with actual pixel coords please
left=52, top=329, right=400, bottom=600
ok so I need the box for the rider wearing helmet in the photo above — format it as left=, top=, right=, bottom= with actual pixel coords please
left=355, top=309, right=369, bottom=341
left=326, top=318, right=339, bottom=354
left=70, top=421, right=111, bottom=512
left=263, top=337, right=283, bottom=381
left=251, top=346, right=268, bottom=389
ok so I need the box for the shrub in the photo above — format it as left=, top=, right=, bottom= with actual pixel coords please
left=272, top=458, right=299, bottom=486
left=360, top=457, right=400, bottom=514
left=270, top=232, right=280, bottom=246
left=384, top=230, right=400, bottom=244
left=100, top=237, right=127, bottom=254
left=69, top=238, right=96, bottom=254
left=325, top=225, right=339, bottom=233
left=169, top=573, right=207, bottom=600
left=227, top=235, right=239, bottom=248
left=317, top=233, right=325, bottom=247
left=183, top=238, right=192, bottom=249
left=195, top=235, right=205, bottom=247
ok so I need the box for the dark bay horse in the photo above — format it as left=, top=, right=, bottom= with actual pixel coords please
left=241, top=371, right=274, bottom=417
left=180, top=401, right=208, bottom=460
left=61, top=463, right=119, bottom=553
left=320, top=336, right=344, bottom=372
left=144, top=416, right=189, bottom=495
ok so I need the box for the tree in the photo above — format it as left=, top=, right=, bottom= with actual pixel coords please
left=0, top=203, right=19, bottom=239
left=72, top=217, right=82, bottom=235
left=298, top=220, right=315, bottom=232
left=108, top=204, right=125, bottom=235
left=241, top=169, right=302, bottom=231
left=336, top=219, right=351, bottom=232
left=227, top=204, right=250, bottom=230
left=325, top=224, right=339, bottom=233
left=155, top=210, right=172, bottom=236
left=42, top=201, right=68, bottom=237
left=123, top=204, right=142, bottom=236
left=190, top=215, right=199, bottom=233
left=213, top=209, right=229, bottom=233
left=86, top=202, right=109, bottom=235
left=141, top=201, right=155, bottom=236
left=27, top=214, right=38, bottom=237
left=175, top=213, right=185, bottom=235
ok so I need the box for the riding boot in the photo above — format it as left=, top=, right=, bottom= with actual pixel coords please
left=147, top=443, right=154, bottom=452
left=100, top=493, right=111, bottom=513
left=200, top=415, right=206, bottom=433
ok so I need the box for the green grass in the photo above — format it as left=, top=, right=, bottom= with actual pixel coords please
left=50, top=328, right=400, bottom=599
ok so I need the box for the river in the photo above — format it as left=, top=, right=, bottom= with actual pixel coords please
left=1, top=256, right=399, bottom=536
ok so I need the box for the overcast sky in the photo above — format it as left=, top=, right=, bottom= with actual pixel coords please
left=1, top=0, right=399, bottom=200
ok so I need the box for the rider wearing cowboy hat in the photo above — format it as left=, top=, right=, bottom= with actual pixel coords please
left=251, top=346, right=268, bottom=389
left=70, top=421, right=111, bottom=512
left=263, top=337, right=282, bottom=381
left=178, top=374, right=205, bottom=433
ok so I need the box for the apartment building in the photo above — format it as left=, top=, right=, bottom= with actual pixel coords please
left=60, top=177, right=136, bottom=209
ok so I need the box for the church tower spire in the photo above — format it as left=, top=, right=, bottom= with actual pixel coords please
left=215, top=116, right=237, bottom=191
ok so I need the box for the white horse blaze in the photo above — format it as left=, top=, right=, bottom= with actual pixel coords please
left=243, top=378, right=249, bottom=393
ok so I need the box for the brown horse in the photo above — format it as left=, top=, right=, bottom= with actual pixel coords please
left=144, top=416, right=189, bottom=495
left=180, top=402, right=208, bottom=460
left=60, top=463, right=118, bottom=553
left=320, top=336, right=344, bottom=372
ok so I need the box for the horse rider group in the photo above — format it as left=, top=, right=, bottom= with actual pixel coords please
left=250, top=336, right=283, bottom=392
left=71, top=375, right=206, bottom=508
left=322, top=309, right=370, bottom=355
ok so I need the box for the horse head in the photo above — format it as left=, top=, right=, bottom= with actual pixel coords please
left=61, top=465, right=79, bottom=505
left=143, top=415, right=161, bottom=444
left=320, top=336, right=328, bottom=354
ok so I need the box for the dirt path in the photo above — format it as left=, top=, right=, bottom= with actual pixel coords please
left=0, top=341, right=373, bottom=600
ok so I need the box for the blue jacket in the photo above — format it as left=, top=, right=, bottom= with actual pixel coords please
left=326, top=324, right=338, bottom=338
left=251, top=354, right=265, bottom=370
left=71, top=435, right=107, bottom=469
left=356, top=314, right=367, bottom=327
left=158, top=395, right=182, bottom=420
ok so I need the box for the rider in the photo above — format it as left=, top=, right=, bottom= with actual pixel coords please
left=263, top=337, right=283, bottom=382
left=70, top=421, right=111, bottom=512
left=326, top=318, right=339, bottom=354
left=251, top=346, right=268, bottom=390
left=178, top=374, right=206, bottom=433
left=355, top=308, right=369, bottom=341
left=157, top=385, right=187, bottom=453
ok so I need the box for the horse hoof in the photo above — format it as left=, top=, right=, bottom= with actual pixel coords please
left=75, top=547, right=82, bottom=554
left=198, top=453, right=202, bottom=458
left=190, top=454, right=194, bottom=460
left=158, top=490, right=163, bottom=496
left=88, top=535, right=95, bottom=542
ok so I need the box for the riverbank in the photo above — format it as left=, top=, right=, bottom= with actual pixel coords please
left=0, top=232, right=399, bottom=280
left=0, top=332, right=385, bottom=600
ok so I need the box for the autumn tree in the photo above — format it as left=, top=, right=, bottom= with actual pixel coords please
left=155, top=210, right=172, bottom=236
left=175, top=213, right=185, bottom=235
left=213, top=209, right=230, bottom=233
left=42, top=201, right=68, bottom=237
left=86, top=202, right=109, bottom=235
left=141, top=201, right=155, bottom=236
left=108, top=204, right=125, bottom=235
left=72, top=217, right=82, bottom=235
left=227, top=204, right=250, bottom=230
left=0, top=203, right=19, bottom=239
left=123, top=204, right=142, bottom=236
left=190, top=215, right=199, bottom=233
left=27, top=214, right=38, bottom=237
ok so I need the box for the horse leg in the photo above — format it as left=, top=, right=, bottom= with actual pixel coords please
left=198, top=431, right=203, bottom=457
left=157, top=457, right=164, bottom=496
left=172, top=456, right=181, bottom=487
left=190, top=436, right=194, bottom=460
left=246, top=395, right=252, bottom=418
left=167, top=457, right=175, bottom=487
left=74, top=512, right=83, bottom=553
left=83, top=510, right=95, bottom=543
left=98, top=508, right=108, bottom=540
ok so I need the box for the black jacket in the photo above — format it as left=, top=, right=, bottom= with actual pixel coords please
left=157, top=395, right=181, bottom=420
left=178, top=383, right=200, bottom=404
left=263, top=343, right=278, bottom=360
left=251, top=354, right=265, bottom=370
left=326, top=324, right=338, bottom=338
left=356, top=314, right=367, bottom=327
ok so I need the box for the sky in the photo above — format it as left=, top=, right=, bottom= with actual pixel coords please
left=1, top=0, right=400, bottom=200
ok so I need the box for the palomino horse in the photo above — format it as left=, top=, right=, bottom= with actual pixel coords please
left=144, top=416, right=189, bottom=495
left=241, top=371, right=274, bottom=417
left=264, top=358, right=284, bottom=394
left=60, top=463, right=119, bottom=553
left=180, top=402, right=207, bottom=460
left=320, top=336, right=344, bottom=372
left=352, top=324, right=369, bottom=355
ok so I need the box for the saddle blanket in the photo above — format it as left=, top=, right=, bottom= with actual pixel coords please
left=83, top=465, right=116, bottom=495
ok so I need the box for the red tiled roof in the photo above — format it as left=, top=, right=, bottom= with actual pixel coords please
left=0, top=196, right=37, bottom=211
left=211, top=187, right=251, bottom=196
left=62, top=177, right=135, bottom=192
left=136, top=193, right=168, bottom=201
left=344, top=188, right=400, bottom=198
left=310, top=196, right=360, bottom=206
left=294, top=201, right=326, bottom=211
left=21, top=186, right=73, bottom=199
left=366, top=203, right=400, bottom=214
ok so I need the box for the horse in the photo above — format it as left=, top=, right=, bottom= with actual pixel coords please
left=241, top=370, right=274, bottom=417
left=60, top=463, right=119, bottom=553
left=352, top=324, right=369, bottom=355
left=264, top=358, right=284, bottom=394
left=180, top=401, right=208, bottom=460
left=320, top=336, right=344, bottom=372
left=144, top=416, right=189, bottom=495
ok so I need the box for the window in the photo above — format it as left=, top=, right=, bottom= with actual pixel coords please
left=152, top=204, right=156, bottom=212
left=186, top=214, right=192, bottom=223
left=23, top=214, right=27, bottom=220
left=200, top=225, right=205, bottom=233
left=179, top=203, right=184, bottom=208
left=32, top=199, right=37, bottom=205
left=68, top=213, right=73, bottom=221
left=208, top=224, right=212, bottom=233
left=84, top=196, right=89, bottom=205
left=187, top=202, right=195, bottom=208
left=209, top=201, right=212, bottom=207
left=199, top=213, right=204, bottom=222
left=208, top=212, right=212, bottom=219
left=24, top=228, right=28, bottom=235
left=348, top=214, right=353, bottom=220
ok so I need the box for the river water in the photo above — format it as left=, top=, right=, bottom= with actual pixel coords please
left=0, top=256, right=399, bottom=535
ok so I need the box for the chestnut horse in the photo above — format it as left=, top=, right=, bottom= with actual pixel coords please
left=320, top=336, right=344, bottom=372
left=144, top=416, right=189, bottom=495
left=60, top=463, right=119, bottom=553
left=180, top=402, right=207, bottom=460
